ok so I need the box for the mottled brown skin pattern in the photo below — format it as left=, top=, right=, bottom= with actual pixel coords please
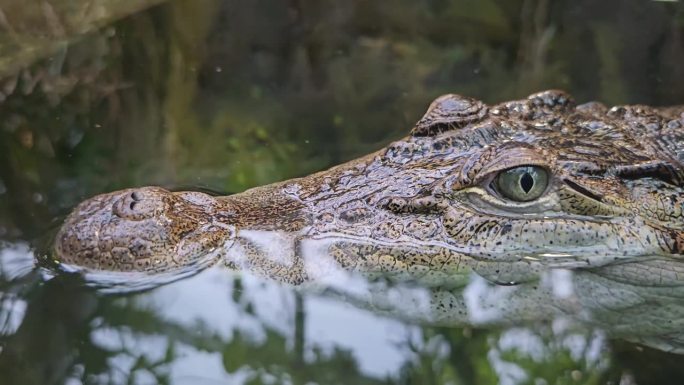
left=55, top=90, right=684, bottom=289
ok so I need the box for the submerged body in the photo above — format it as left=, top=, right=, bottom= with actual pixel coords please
left=53, top=90, right=684, bottom=350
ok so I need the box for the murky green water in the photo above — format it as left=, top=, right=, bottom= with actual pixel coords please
left=1, top=1, right=684, bottom=384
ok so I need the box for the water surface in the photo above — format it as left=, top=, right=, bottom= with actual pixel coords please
left=1, top=1, right=684, bottom=384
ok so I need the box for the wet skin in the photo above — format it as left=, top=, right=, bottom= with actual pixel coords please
left=54, top=90, right=684, bottom=289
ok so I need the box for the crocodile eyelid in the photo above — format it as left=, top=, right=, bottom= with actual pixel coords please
left=470, top=144, right=552, bottom=183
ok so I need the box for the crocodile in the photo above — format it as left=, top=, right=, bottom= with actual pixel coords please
left=51, top=90, right=684, bottom=350
left=53, top=89, right=684, bottom=282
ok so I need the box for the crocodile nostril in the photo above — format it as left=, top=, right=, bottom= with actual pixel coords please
left=113, top=189, right=165, bottom=220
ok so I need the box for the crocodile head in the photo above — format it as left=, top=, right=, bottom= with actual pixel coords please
left=53, top=90, right=684, bottom=287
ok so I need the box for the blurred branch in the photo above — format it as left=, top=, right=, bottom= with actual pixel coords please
left=0, top=0, right=168, bottom=78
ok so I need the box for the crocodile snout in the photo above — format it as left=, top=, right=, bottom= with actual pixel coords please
left=54, top=187, right=233, bottom=272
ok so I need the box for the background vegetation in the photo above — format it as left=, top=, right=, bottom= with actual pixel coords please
left=0, top=0, right=683, bottom=384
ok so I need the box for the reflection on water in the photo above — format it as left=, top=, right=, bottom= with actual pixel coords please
left=0, top=242, right=620, bottom=384
left=1, top=0, right=684, bottom=384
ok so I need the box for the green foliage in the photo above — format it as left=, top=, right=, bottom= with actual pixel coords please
left=1, top=0, right=684, bottom=384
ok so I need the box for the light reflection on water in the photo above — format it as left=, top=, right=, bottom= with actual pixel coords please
left=2, top=0, right=684, bottom=383
left=0, top=243, right=33, bottom=336
left=0, top=241, right=429, bottom=381
left=133, top=267, right=419, bottom=378
left=0, top=240, right=618, bottom=383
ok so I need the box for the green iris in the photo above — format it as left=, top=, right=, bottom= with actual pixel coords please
left=495, top=166, right=548, bottom=202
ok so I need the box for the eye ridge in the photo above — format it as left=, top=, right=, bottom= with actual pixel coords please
left=494, top=165, right=549, bottom=202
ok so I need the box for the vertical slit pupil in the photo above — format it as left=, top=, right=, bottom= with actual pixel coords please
left=520, top=173, right=534, bottom=193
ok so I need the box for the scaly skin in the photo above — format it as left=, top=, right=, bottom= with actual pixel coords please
left=54, top=90, right=684, bottom=290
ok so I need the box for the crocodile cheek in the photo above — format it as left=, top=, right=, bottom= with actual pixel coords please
left=440, top=206, right=666, bottom=263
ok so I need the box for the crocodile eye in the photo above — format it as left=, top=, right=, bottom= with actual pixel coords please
left=495, top=166, right=548, bottom=202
